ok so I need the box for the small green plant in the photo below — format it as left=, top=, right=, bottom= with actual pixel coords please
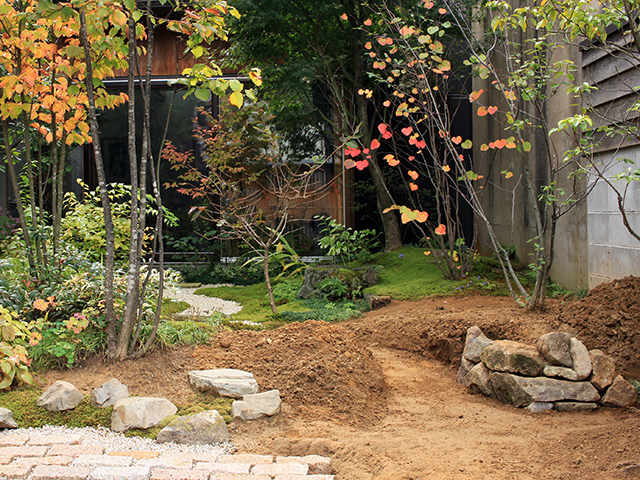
left=315, top=215, right=380, bottom=264
left=0, top=305, right=34, bottom=389
left=318, top=276, right=349, bottom=299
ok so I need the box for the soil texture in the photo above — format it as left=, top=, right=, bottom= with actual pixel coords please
left=45, top=278, right=640, bottom=480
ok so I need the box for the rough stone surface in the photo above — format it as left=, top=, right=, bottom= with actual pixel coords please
left=187, top=369, right=258, bottom=398
left=297, top=265, right=379, bottom=299
left=553, top=402, right=598, bottom=412
left=0, top=408, right=18, bottom=429
left=462, top=326, right=494, bottom=363
left=589, top=350, right=616, bottom=391
left=480, top=340, right=546, bottom=377
left=457, top=357, right=476, bottom=384
left=543, top=365, right=579, bottom=381
left=490, top=372, right=601, bottom=407
left=569, top=337, right=593, bottom=381
left=36, top=381, right=84, bottom=412
left=156, top=410, right=230, bottom=445
left=231, top=390, right=282, bottom=421
left=365, top=294, right=391, bottom=311
left=600, top=375, right=638, bottom=408
left=525, top=402, right=554, bottom=413
left=111, top=397, right=177, bottom=432
left=91, top=378, right=129, bottom=408
left=462, top=363, right=494, bottom=398
left=536, top=332, right=572, bottom=367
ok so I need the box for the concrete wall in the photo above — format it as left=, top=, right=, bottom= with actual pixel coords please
left=587, top=146, right=640, bottom=287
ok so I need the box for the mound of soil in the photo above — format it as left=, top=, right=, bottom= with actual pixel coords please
left=555, top=275, right=640, bottom=373
left=345, top=295, right=558, bottom=365
left=192, top=320, right=387, bottom=424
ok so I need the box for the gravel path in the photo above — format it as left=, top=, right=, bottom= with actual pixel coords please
left=164, top=285, right=242, bottom=317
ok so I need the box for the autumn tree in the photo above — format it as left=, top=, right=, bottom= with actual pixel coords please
left=229, top=0, right=404, bottom=251
left=164, top=102, right=332, bottom=313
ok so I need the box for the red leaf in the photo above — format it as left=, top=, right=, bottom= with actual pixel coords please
left=435, top=224, right=446, bottom=235
left=402, top=126, right=413, bottom=136
left=344, top=146, right=361, bottom=157
left=370, top=139, right=381, bottom=150
left=355, top=159, right=369, bottom=170
left=451, top=136, right=462, bottom=145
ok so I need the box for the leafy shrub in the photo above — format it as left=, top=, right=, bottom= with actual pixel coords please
left=315, top=215, right=380, bottom=263
left=270, top=278, right=303, bottom=304
left=0, top=306, right=34, bottom=389
left=138, top=316, right=219, bottom=348
left=180, top=259, right=278, bottom=285
left=318, top=276, right=349, bottom=299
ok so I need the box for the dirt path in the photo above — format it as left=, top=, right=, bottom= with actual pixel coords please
left=231, top=347, right=640, bottom=480
left=45, top=282, right=640, bottom=480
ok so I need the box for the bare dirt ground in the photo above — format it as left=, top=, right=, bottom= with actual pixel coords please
left=46, top=277, right=640, bottom=480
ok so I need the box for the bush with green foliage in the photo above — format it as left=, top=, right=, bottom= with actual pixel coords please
left=316, top=215, right=380, bottom=264
left=0, top=306, right=34, bottom=389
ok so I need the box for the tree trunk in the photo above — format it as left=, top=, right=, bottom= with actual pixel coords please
left=79, top=11, right=117, bottom=350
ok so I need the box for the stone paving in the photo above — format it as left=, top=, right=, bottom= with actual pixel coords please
left=0, top=433, right=334, bottom=480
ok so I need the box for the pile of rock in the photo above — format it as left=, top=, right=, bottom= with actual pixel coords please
left=458, top=326, right=638, bottom=412
left=188, top=368, right=282, bottom=421
left=4, top=368, right=283, bottom=445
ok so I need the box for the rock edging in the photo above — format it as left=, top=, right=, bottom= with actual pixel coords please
left=458, top=326, right=638, bottom=411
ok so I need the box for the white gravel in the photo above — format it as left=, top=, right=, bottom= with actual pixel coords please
left=1, top=425, right=235, bottom=455
left=164, top=284, right=243, bottom=317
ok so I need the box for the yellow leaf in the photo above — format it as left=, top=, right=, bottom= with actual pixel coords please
left=229, top=91, right=243, bottom=108
left=112, top=9, right=127, bottom=26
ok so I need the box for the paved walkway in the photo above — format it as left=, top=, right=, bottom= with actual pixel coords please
left=0, top=432, right=334, bottom=480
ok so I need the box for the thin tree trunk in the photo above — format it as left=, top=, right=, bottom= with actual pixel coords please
left=79, top=11, right=117, bottom=351
left=2, top=120, right=34, bottom=269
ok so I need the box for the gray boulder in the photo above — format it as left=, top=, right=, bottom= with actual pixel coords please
left=525, top=402, right=554, bottom=413
left=481, top=340, right=546, bottom=377
left=554, top=402, right=598, bottom=412
left=91, top=378, right=129, bottom=408
left=569, top=337, right=592, bottom=381
left=457, top=357, right=476, bottom=384
left=490, top=372, right=601, bottom=407
left=111, top=397, right=177, bottom=432
left=589, top=350, right=616, bottom=391
left=462, top=326, right=494, bottom=363
left=462, top=363, right=495, bottom=398
left=188, top=369, right=259, bottom=398
left=536, top=332, right=572, bottom=367
left=36, top=381, right=84, bottom=412
left=0, top=408, right=17, bottom=428
left=231, top=389, right=282, bottom=421
left=157, top=410, right=229, bottom=444
left=543, top=365, right=579, bottom=382
left=600, top=375, right=638, bottom=408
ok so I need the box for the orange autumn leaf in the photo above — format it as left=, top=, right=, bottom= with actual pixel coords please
left=364, top=18, right=372, bottom=26
left=487, top=106, right=498, bottom=115
left=33, top=299, right=48, bottom=311
left=401, top=126, right=413, bottom=136
left=409, top=182, right=419, bottom=191
left=370, top=139, right=381, bottom=150
left=384, top=154, right=400, bottom=166
left=442, top=164, right=451, bottom=172
left=424, top=251, right=432, bottom=256
left=408, top=170, right=419, bottom=181
left=439, top=7, right=447, bottom=14
left=494, top=139, right=507, bottom=149
left=434, top=224, right=446, bottom=235
left=477, top=106, right=488, bottom=116
left=416, top=211, right=429, bottom=222
left=469, top=89, right=484, bottom=103
left=451, top=136, right=462, bottom=145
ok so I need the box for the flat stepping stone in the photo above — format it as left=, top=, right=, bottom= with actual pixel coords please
left=232, top=389, right=282, bottom=421
left=157, top=410, right=230, bottom=444
left=188, top=369, right=258, bottom=398
left=111, top=397, right=177, bottom=432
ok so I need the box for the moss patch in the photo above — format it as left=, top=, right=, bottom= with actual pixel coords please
left=0, top=386, right=112, bottom=429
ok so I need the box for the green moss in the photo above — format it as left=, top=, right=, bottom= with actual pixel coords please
left=0, top=385, right=112, bottom=429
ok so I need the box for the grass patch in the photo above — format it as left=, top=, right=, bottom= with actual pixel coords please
left=0, top=385, right=112, bottom=429
left=195, top=280, right=369, bottom=329
left=360, top=246, right=497, bottom=300
left=160, top=298, right=190, bottom=317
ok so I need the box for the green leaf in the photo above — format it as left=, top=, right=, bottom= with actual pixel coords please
left=194, top=88, right=211, bottom=102
left=191, top=45, right=205, bottom=59
left=229, top=79, right=244, bottom=92
left=523, top=141, right=532, bottom=152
